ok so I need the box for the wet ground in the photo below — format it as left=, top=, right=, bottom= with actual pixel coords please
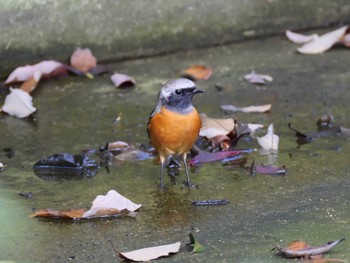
left=1, top=32, right=350, bottom=262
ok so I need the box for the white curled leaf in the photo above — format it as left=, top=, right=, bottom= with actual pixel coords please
left=119, top=242, right=181, bottom=262
left=221, top=104, right=271, bottom=113
left=297, top=26, right=348, bottom=54
left=285, top=30, right=319, bottom=44
left=257, top=124, right=279, bottom=150
left=244, top=70, right=273, bottom=84
left=2, top=88, right=37, bottom=118
left=5, top=60, right=65, bottom=84
left=83, top=190, right=141, bottom=218
left=111, top=73, right=136, bottom=88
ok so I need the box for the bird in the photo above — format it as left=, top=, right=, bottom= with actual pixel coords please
left=147, top=78, right=203, bottom=190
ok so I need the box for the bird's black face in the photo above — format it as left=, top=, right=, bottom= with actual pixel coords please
left=162, top=87, right=203, bottom=114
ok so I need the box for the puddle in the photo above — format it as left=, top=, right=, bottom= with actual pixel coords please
left=1, top=35, right=350, bottom=262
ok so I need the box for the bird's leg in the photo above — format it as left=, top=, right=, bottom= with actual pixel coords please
left=183, top=153, right=197, bottom=189
left=159, top=155, right=166, bottom=190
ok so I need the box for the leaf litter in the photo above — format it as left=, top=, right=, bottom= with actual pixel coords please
left=275, top=239, right=345, bottom=259
left=286, top=25, right=349, bottom=54
left=32, top=190, right=141, bottom=219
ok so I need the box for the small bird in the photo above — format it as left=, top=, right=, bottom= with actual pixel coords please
left=147, top=78, right=203, bottom=189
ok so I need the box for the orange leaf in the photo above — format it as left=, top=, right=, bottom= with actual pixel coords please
left=20, top=72, right=42, bottom=93
left=61, top=209, right=86, bottom=219
left=70, top=48, right=97, bottom=73
left=183, top=65, right=212, bottom=80
left=32, top=209, right=85, bottom=218
left=286, top=240, right=309, bottom=250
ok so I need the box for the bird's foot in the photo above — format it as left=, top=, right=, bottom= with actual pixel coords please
left=182, top=180, right=198, bottom=190
left=158, top=183, right=168, bottom=191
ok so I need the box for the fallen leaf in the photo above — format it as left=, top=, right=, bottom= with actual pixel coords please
left=244, top=70, right=273, bottom=84
left=199, top=114, right=236, bottom=139
left=111, top=72, right=136, bottom=88
left=20, top=71, right=42, bottom=93
left=192, top=199, right=229, bottom=206
left=300, top=257, right=347, bottom=263
left=340, top=28, right=350, bottom=47
left=297, top=26, right=348, bottom=54
left=188, top=233, right=206, bottom=253
left=32, top=209, right=85, bottom=219
left=33, top=152, right=99, bottom=180
left=257, top=124, right=279, bottom=150
left=0, top=162, right=6, bottom=172
left=276, top=239, right=345, bottom=258
left=221, top=103, right=272, bottom=113
left=340, top=127, right=350, bottom=137
left=115, top=148, right=152, bottom=161
left=1, top=88, right=37, bottom=118
left=251, top=162, right=287, bottom=176
left=106, top=141, right=130, bottom=154
left=286, top=241, right=309, bottom=250
left=118, top=241, right=181, bottom=262
left=209, top=135, right=231, bottom=151
left=83, top=190, right=141, bottom=218
left=317, top=114, right=333, bottom=128
left=246, top=123, right=264, bottom=133
left=182, top=65, right=212, bottom=80
left=32, top=189, right=141, bottom=219
left=189, top=149, right=253, bottom=165
left=5, top=60, right=67, bottom=84
left=70, top=48, right=97, bottom=72
left=285, top=30, right=319, bottom=44
left=288, top=122, right=343, bottom=146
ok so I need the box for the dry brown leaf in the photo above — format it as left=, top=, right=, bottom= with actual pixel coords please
left=107, top=141, right=130, bottom=151
left=210, top=135, right=231, bottom=151
left=286, top=30, right=319, bottom=44
left=340, top=30, right=350, bottom=47
left=60, top=209, right=86, bottom=219
left=20, top=71, right=42, bottom=93
left=297, top=26, right=348, bottom=54
left=5, top=60, right=67, bottom=84
left=1, top=88, right=37, bottom=118
left=199, top=114, right=236, bottom=139
left=32, top=209, right=85, bottom=219
left=32, top=190, right=141, bottom=219
left=70, top=48, right=97, bottom=72
left=111, top=73, right=136, bottom=88
left=276, top=239, right=345, bottom=259
left=119, top=242, right=181, bottom=262
left=221, top=103, right=272, bottom=113
left=183, top=65, right=212, bottom=80
left=286, top=241, right=309, bottom=250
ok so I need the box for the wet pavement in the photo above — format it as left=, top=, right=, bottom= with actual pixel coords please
left=1, top=31, right=350, bottom=262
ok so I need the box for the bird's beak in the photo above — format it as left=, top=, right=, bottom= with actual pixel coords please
left=193, top=88, right=204, bottom=94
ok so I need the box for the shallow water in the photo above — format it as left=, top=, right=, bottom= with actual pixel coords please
left=1, top=34, right=350, bottom=262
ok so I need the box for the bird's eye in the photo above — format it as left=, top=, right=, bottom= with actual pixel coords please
left=175, top=89, right=182, bottom=95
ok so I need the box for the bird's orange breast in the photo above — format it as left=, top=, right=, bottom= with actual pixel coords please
left=148, top=107, right=201, bottom=157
